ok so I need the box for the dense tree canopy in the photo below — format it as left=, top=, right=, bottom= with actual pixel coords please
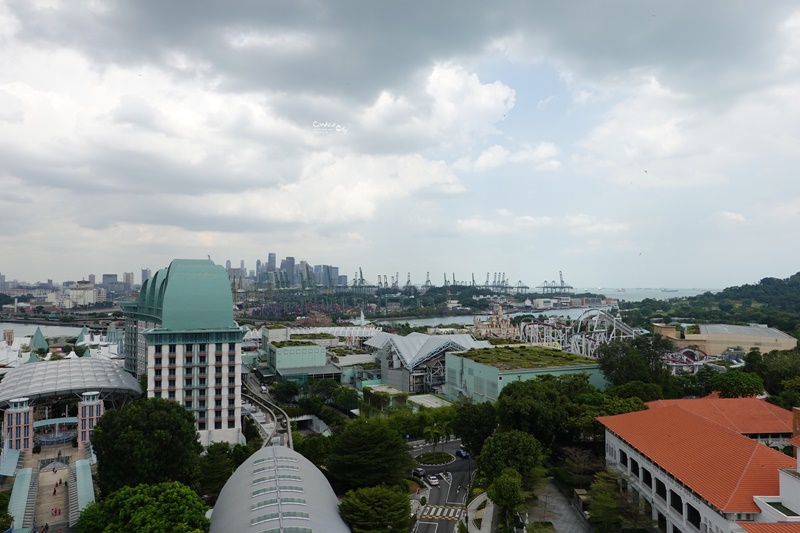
left=710, top=370, right=764, bottom=398
left=451, top=399, right=497, bottom=455
left=327, top=419, right=414, bottom=491
left=488, top=468, right=525, bottom=530
left=92, top=397, right=202, bottom=495
left=596, top=335, right=674, bottom=389
left=77, top=481, right=209, bottom=533
left=497, top=379, right=568, bottom=444
left=338, top=485, right=412, bottom=533
left=477, top=429, right=545, bottom=482
left=198, top=442, right=235, bottom=505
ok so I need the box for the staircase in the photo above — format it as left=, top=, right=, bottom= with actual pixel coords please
left=68, top=463, right=79, bottom=527
left=22, top=467, right=39, bottom=528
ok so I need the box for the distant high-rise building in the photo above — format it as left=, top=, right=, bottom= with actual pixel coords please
left=338, top=275, right=348, bottom=287
left=88, top=274, right=96, bottom=284
left=281, top=257, right=296, bottom=285
left=240, top=260, right=245, bottom=273
left=267, top=253, right=276, bottom=272
left=141, top=268, right=151, bottom=285
left=0, top=272, right=5, bottom=290
left=123, top=272, right=134, bottom=286
left=102, top=274, right=118, bottom=285
left=225, top=260, right=231, bottom=272
left=255, top=259, right=262, bottom=274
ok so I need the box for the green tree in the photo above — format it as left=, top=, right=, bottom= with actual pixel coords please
left=332, top=387, right=359, bottom=412
left=606, top=380, right=663, bottom=402
left=76, top=481, right=209, bottom=533
left=596, top=335, right=673, bottom=388
left=478, top=429, right=545, bottom=483
left=587, top=470, right=623, bottom=532
left=92, top=397, right=202, bottom=495
left=308, top=378, right=340, bottom=404
left=497, top=379, right=568, bottom=444
left=488, top=468, right=525, bottom=530
left=451, top=399, right=496, bottom=455
left=339, top=485, right=412, bottom=533
left=272, top=381, right=300, bottom=403
left=566, top=396, right=647, bottom=441
left=327, top=419, right=414, bottom=491
left=198, top=442, right=234, bottom=505
left=711, top=370, right=764, bottom=398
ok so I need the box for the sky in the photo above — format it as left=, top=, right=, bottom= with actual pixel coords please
left=2, top=1, right=800, bottom=290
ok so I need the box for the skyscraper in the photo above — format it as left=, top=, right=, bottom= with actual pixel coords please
left=267, top=253, right=276, bottom=272
left=120, top=259, right=244, bottom=446
left=141, top=268, right=151, bottom=285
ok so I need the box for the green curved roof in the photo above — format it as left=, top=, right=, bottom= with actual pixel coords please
left=132, top=259, right=237, bottom=331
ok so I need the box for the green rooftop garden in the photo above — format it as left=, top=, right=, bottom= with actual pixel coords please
left=271, top=340, right=318, bottom=348
left=459, top=345, right=596, bottom=371
left=291, top=333, right=336, bottom=340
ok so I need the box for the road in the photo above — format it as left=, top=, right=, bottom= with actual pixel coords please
left=413, top=439, right=475, bottom=533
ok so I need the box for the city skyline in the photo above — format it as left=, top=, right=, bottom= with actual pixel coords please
left=2, top=2, right=800, bottom=288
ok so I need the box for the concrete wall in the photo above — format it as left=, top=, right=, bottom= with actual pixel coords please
left=444, top=352, right=606, bottom=403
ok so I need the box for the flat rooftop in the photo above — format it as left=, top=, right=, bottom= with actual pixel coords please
left=408, top=394, right=452, bottom=409
left=698, top=324, right=793, bottom=338
left=457, top=345, right=597, bottom=371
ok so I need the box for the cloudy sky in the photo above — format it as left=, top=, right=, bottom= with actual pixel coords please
left=2, top=1, right=800, bottom=290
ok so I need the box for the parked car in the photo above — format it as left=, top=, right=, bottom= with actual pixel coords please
left=455, top=448, right=470, bottom=458
left=427, top=474, right=439, bottom=486
left=413, top=467, right=426, bottom=477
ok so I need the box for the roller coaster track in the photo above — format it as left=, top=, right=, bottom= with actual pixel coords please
left=520, top=309, right=639, bottom=358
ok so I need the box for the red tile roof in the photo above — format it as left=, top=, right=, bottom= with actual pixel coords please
left=597, top=406, right=795, bottom=513
left=739, top=524, right=800, bottom=533
left=789, top=435, right=800, bottom=447
left=646, top=397, right=792, bottom=435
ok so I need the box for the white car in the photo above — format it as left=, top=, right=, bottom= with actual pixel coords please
left=427, top=475, right=439, bottom=486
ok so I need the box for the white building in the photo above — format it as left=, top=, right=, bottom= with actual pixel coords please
left=598, top=406, right=799, bottom=533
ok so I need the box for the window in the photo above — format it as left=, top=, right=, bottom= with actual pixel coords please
left=169, top=344, right=176, bottom=354
left=186, top=356, right=193, bottom=365
left=228, top=376, right=235, bottom=385
left=215, top=421, right=222, bottom=429
left=620, top=450, right=628, bottom=467
left=655, top=479, right=667, bottom=500
left=215, top=399, right=222, bottom=408
left=186, top=378, right=193, bottom=387
left=169, top=357, right=176, bottom=366
left=199, top=356, right=206, bottom=364
left=228, top=354, right=236, bottom=363
left=154, top=369, right=162, bottom=376
left=215, top=378, right=222, bottom=385
left=228, top=398, right=235, bottom=406
left=215, top=410, right=222, bottom=419
left=630, top=458, right=640, bottom=477
left=198, top=421, right=205, bottom=430
left=228, top=419, right=236, bottom=428
left=229, top=365, right=236, bottom=373
left=199, top=400, right=206, bottom=408
left=670, top=490, right=682, bottom=513
left=216, top=355, right=222, bottom=364
left=155, top=357, right=162, bottom=366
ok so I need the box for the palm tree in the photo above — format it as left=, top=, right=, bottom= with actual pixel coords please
left=423, top=424, right=443, bottom=455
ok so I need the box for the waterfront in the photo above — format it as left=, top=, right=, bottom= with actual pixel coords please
left=378, top=287, right=718, bottom=328
left=0, top=322, right=85, bottom=339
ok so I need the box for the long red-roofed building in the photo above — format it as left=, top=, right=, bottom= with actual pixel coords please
left=647, top=396, right=794, bottom=448
left=598, top=405, right=800, bottom=533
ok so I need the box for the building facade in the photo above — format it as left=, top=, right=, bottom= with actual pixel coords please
left=120, top=259, right=245, bottom=445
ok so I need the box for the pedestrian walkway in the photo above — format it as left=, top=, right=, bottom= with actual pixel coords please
left=528, top=478, right=592, bottom=533
left=466, top=492, right=494, bottom=533
left=421, top=504, right=462, bottom=521
left=33, top=466, right=69, bottom=533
